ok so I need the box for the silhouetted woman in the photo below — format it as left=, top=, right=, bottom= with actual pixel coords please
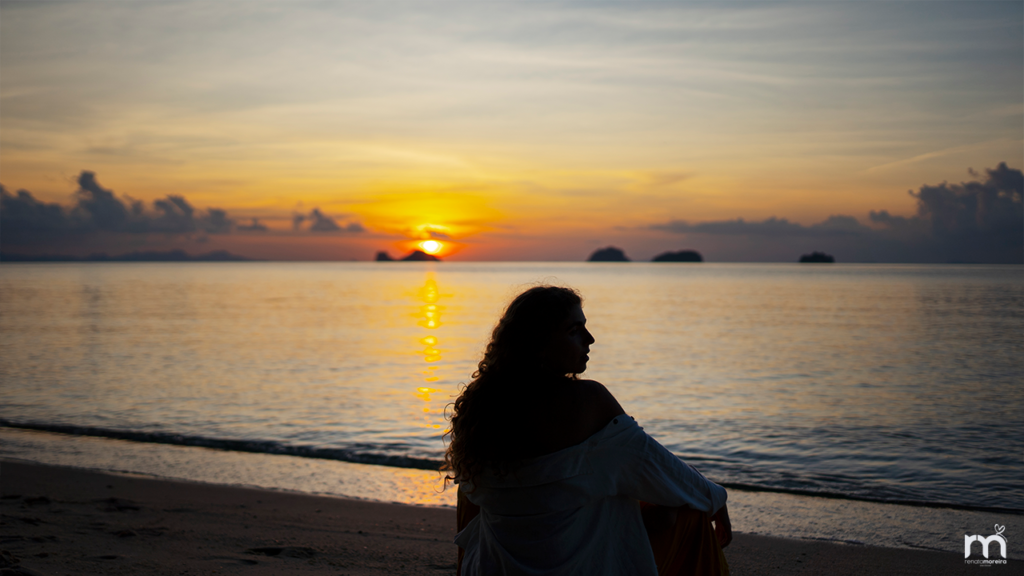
left=444, top=285, right=731, bottom=576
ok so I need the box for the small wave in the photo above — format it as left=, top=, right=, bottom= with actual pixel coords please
left=4, top=419, right=1021, bottom=515
left=715, top=481, right=1024, bottom=515
left=0, top=420, right=442, bottom=471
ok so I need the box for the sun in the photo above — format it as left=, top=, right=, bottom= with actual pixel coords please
left=419, top=240, right=443, bottom=254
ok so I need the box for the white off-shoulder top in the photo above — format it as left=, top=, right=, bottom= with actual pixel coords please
left=455, top=415, right=727, bottom=576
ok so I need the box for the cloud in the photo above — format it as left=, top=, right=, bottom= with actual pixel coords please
left=309, top=208, right=341, bottom=232
left=293, top=208, right=366, bottom=233
left=637, top=171, right=693, bottom=188
left=73, top=171, right=131, bottom=230
left=652, top=214, right=872, bottom=237
left=868, top=162, right=1022, bottom=262
left=203, top=208, right=233, bottom=234
left=1, top=170, right=238, bottom=247
left=1, top=172, right=370, bottom=252
left=149, top=194, right=229, bottom=234
left=0, top=185, right=76, bottom=242
left=408, top=224, right=451, bottom=240
left=651, top=163, right=1023, bottom=263
left=237, top=218, right=268, bottom=232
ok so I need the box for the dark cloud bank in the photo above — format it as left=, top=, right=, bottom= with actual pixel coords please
left=0, top=171, right=365, bottom=258
left=652, top=163, right=1022, bottom=264
left=2, top=165, right=1021, bottom=262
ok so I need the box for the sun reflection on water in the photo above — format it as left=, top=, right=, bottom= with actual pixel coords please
left=414, top=276, right=451, bottom=430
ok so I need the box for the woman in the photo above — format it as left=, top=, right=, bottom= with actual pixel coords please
left=444, top=286, right=730, bottom=576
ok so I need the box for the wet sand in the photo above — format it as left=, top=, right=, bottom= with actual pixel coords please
left=0, top=460, right=1005, bottom=575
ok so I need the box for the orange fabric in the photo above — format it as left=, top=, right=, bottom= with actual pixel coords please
left=456, top=487, right=727, bottom=576
left=640, top=502, right=729, bottom=576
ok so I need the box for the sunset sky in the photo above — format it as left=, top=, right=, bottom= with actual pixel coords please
left=1, top=1, right=1021, bottom=262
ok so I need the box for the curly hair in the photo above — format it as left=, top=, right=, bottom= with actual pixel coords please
left=442, top=285, right=583, bottom=488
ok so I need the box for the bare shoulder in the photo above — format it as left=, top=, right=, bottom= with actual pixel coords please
left=575, top=379, right=625, bottom=423
left=535, top=379, right=627, bottom=454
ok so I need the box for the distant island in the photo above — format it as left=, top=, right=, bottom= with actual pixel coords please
left=652, top=250, right=703, bottom=262
left=799, top=251, right=835, bottom=263
left=0, top=249, right=250, bottom=262
left=587, top=246, right=630, bottom=262
left=587, top=247, right=705, bottom=262
left=376, top=250, right=441, bottom=262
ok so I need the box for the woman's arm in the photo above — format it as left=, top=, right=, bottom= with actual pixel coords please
left=590, top=414, right=728, bottom=516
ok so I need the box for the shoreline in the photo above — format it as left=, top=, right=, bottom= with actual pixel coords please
left=1, top=460, right=1005, bottom=575
left=3, top=420, right=1018, bottom=515
left=3, top=426, right=1022, bottom=562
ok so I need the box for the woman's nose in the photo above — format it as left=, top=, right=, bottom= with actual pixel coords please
left=584, top=328, right=595, bottom=344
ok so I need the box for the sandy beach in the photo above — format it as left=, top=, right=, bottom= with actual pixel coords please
left=1, top=460, right=1005, bottom=576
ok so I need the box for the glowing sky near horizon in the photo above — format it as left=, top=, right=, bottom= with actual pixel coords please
left=1, top=1, right=1020, bottom=261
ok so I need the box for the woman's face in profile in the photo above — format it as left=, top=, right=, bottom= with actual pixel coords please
left=543, top=304, right=595, bottom=375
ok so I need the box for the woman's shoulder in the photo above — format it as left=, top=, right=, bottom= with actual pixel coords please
left=569, top=379, right=626, bottom=435
left=526, top=379, right=626, bottom=456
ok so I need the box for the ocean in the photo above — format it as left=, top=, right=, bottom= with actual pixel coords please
left=1, top=262, right=1022, bottom=553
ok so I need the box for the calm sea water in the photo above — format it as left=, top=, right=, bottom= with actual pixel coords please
left=1, top=262, right=1021, bottom=511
